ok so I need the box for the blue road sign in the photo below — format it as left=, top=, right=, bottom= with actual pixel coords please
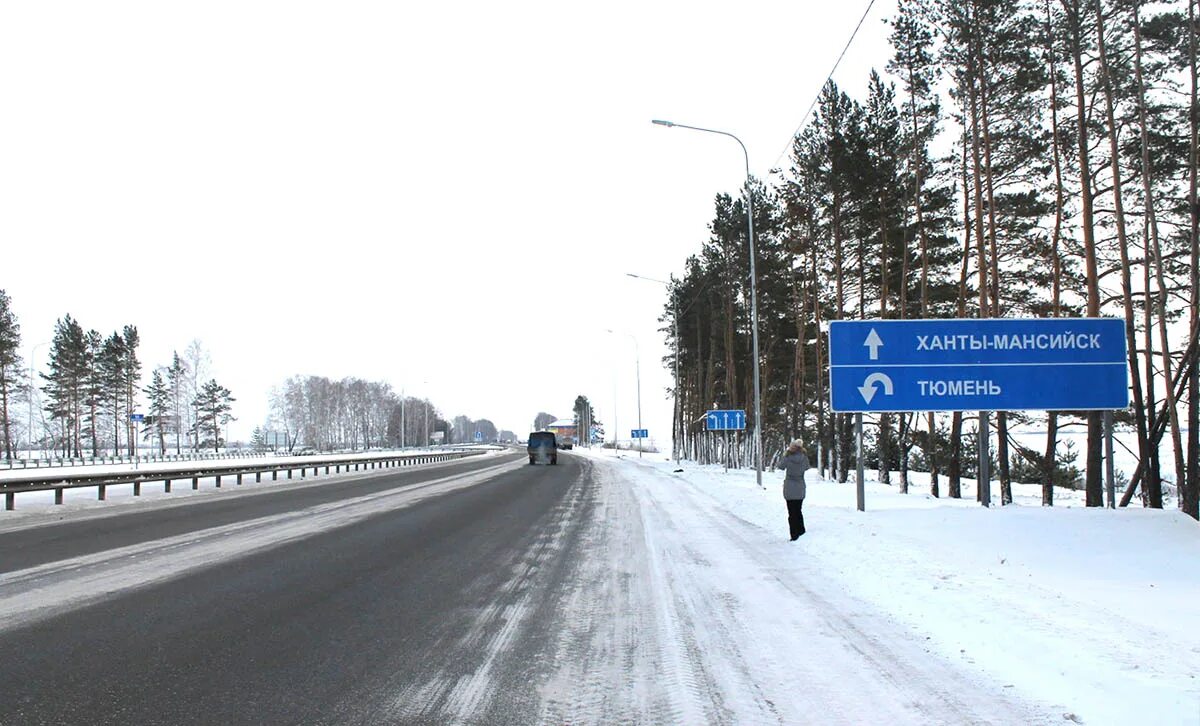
left=829, top=318, right=1129, bottom=413
left=473, top=431, right=483, bottom=442
left=129, top=413, right=145, bottom=423
left=631, top=429, right=649, bottom=439
left=705, top=409, right=746, bottom=431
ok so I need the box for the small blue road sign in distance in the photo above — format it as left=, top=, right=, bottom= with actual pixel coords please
left=631, top=429, right=649, bottom=439
left=129, top=413, right=145, bottom=422
left=829, top=318, right=1129, bottom=413
left=705, top=409, right=746, bottom=431
left=473, top=431, right=483, bottom=442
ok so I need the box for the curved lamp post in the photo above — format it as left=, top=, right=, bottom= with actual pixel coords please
left=651, top=119, right=763, bottom=487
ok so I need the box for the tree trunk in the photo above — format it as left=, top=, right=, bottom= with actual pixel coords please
left=1095, top=0, right=1154, bottom=507
left=1064, top=0, right=1105, bottom=506
left=1186, top=0, right=1200, bottom=520
left=1043, top=413, right=1059, bottom=506
left=1043, top=0, right=1066, bottom=507
left=949, top=412, right=963, bottom=498
left=1133, top=0, right=1186, bottom=499
left=0, top=378, right=10, bottom=459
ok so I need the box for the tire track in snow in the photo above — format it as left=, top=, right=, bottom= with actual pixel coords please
left=623, top=458, right=1056, bottom=725
left=536, top=460, right=756, bottom=725
left=383, top=461, right=591, bottom=724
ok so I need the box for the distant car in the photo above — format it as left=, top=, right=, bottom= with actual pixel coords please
left=527, top=431, right=557, bottom=465
left=557, top=437, right=574, bottom=450
left=295, top=447, right=317, bottom=456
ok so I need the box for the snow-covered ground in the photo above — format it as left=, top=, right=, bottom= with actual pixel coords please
left=572, top=447, right=1199, bottom=725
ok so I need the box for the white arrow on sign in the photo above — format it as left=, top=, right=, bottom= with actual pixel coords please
left=858, top=372, right=895, bottom=404
left=864, top=328, right=883, bottom=360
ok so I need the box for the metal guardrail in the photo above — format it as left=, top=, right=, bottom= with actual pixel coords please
left=2, top=450, right=281, bottom=471
left=0, top=450, right=487, bottom=511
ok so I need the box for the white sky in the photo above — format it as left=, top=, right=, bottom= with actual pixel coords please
left=1, top=0, right=897, bottom=442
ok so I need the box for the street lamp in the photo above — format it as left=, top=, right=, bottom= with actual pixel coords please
left=652, top=118, right=764, bottom=487
left=626, top=272, right=680, bottom=464
left=606, top=329, right=642, bottom=458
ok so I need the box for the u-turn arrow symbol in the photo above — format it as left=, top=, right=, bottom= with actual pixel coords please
left=858, top=372, right=895, bottom=404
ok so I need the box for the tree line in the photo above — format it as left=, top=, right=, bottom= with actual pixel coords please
left=0, top=292, right=503, bottom=459
left=664, top=0, right=1200, bottom=519
left=0, top=290, right=235, bottom=456
left=265, top=374, right=504, bottom=452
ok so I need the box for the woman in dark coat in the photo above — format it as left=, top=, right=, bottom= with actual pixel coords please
left=777, top=439, right=809, bottom=540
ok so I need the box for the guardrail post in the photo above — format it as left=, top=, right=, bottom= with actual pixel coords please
left=216, top=475, right=222, bottom=488
left=133, top=481, right=141, bottom=496
left=237, top=473, right=243, bottom=485
left=256, top=472, right=261, bottom=483
left=272, top=470, right=277, bottom=480
left=287, top=469, right=293, bottom=479
left=5, top=492, right=13, bottom=510
left=165, top=479, right=171, bottom=493
left=98, top=484, right=106, bottom=501
left=325, top=465, right=330, bottom=474
left=336, top=464, right=340, bottom=473
left=55, top=488, right=64, bottom=504
left=192, top=476, right=199, bottom=490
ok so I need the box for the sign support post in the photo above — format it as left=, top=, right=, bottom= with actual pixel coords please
left=855, top=413, right=864, bottom=512
left=979, top=411, right=991, bottom=507
left=829, top=318, right=1129, bottom=510
left=1104, top=411, right=1115, bottom=509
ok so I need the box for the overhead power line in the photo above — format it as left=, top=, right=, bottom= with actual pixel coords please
left=768, top=0, right=880, bottom=177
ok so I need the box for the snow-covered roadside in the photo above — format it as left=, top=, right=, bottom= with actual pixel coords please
left=575, top=448, right=1200, bottom=726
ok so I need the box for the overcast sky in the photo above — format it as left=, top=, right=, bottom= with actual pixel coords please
left=1, top=0, right=897, bottom=445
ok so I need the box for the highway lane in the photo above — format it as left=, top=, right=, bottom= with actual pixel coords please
left=0, top=450, right=519, bottom=574
left=0, top=450, right=1051, bottom=724
left=0, top=451, right=589, bottom=725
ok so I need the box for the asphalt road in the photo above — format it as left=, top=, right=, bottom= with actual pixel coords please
left=0, top=452, right=523, bottom=574
left=0, top=450, right=1049, bottom=725
left=0, top=450, right=592, bottom=725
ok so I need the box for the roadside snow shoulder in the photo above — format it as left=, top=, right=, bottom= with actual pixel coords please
left=580, top=448, right=1200, bottom=726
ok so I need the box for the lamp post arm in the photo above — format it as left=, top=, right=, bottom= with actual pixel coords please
left=653, top=123, right=751, bottom=180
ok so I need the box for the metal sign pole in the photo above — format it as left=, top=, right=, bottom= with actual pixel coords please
left=855, top=413, right=865, bottom=512
left=1104, top=410, right=1115, bottom=509
left=979, top=411, right=991, bottom=507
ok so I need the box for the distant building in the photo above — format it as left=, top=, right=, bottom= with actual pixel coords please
left=546, top=418, right=577, bottom=443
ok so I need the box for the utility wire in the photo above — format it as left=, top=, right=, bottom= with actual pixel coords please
left=768, top=0, right=880, bottom=177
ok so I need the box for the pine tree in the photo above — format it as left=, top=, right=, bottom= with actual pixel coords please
left=82, top=330, right=103, bottom=457
left=98, top=333, right=125, bottom=456
left=0, top=291, right=22, bottom=459
left=121, top=325, right=141, bottom=456
left=144, top=368, right=170, bottom=455
left=42, top=316, right=88, bottom=457
left=167, top=352, right=188, bottom=454
left=193, top=379, right=235, bottom=452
